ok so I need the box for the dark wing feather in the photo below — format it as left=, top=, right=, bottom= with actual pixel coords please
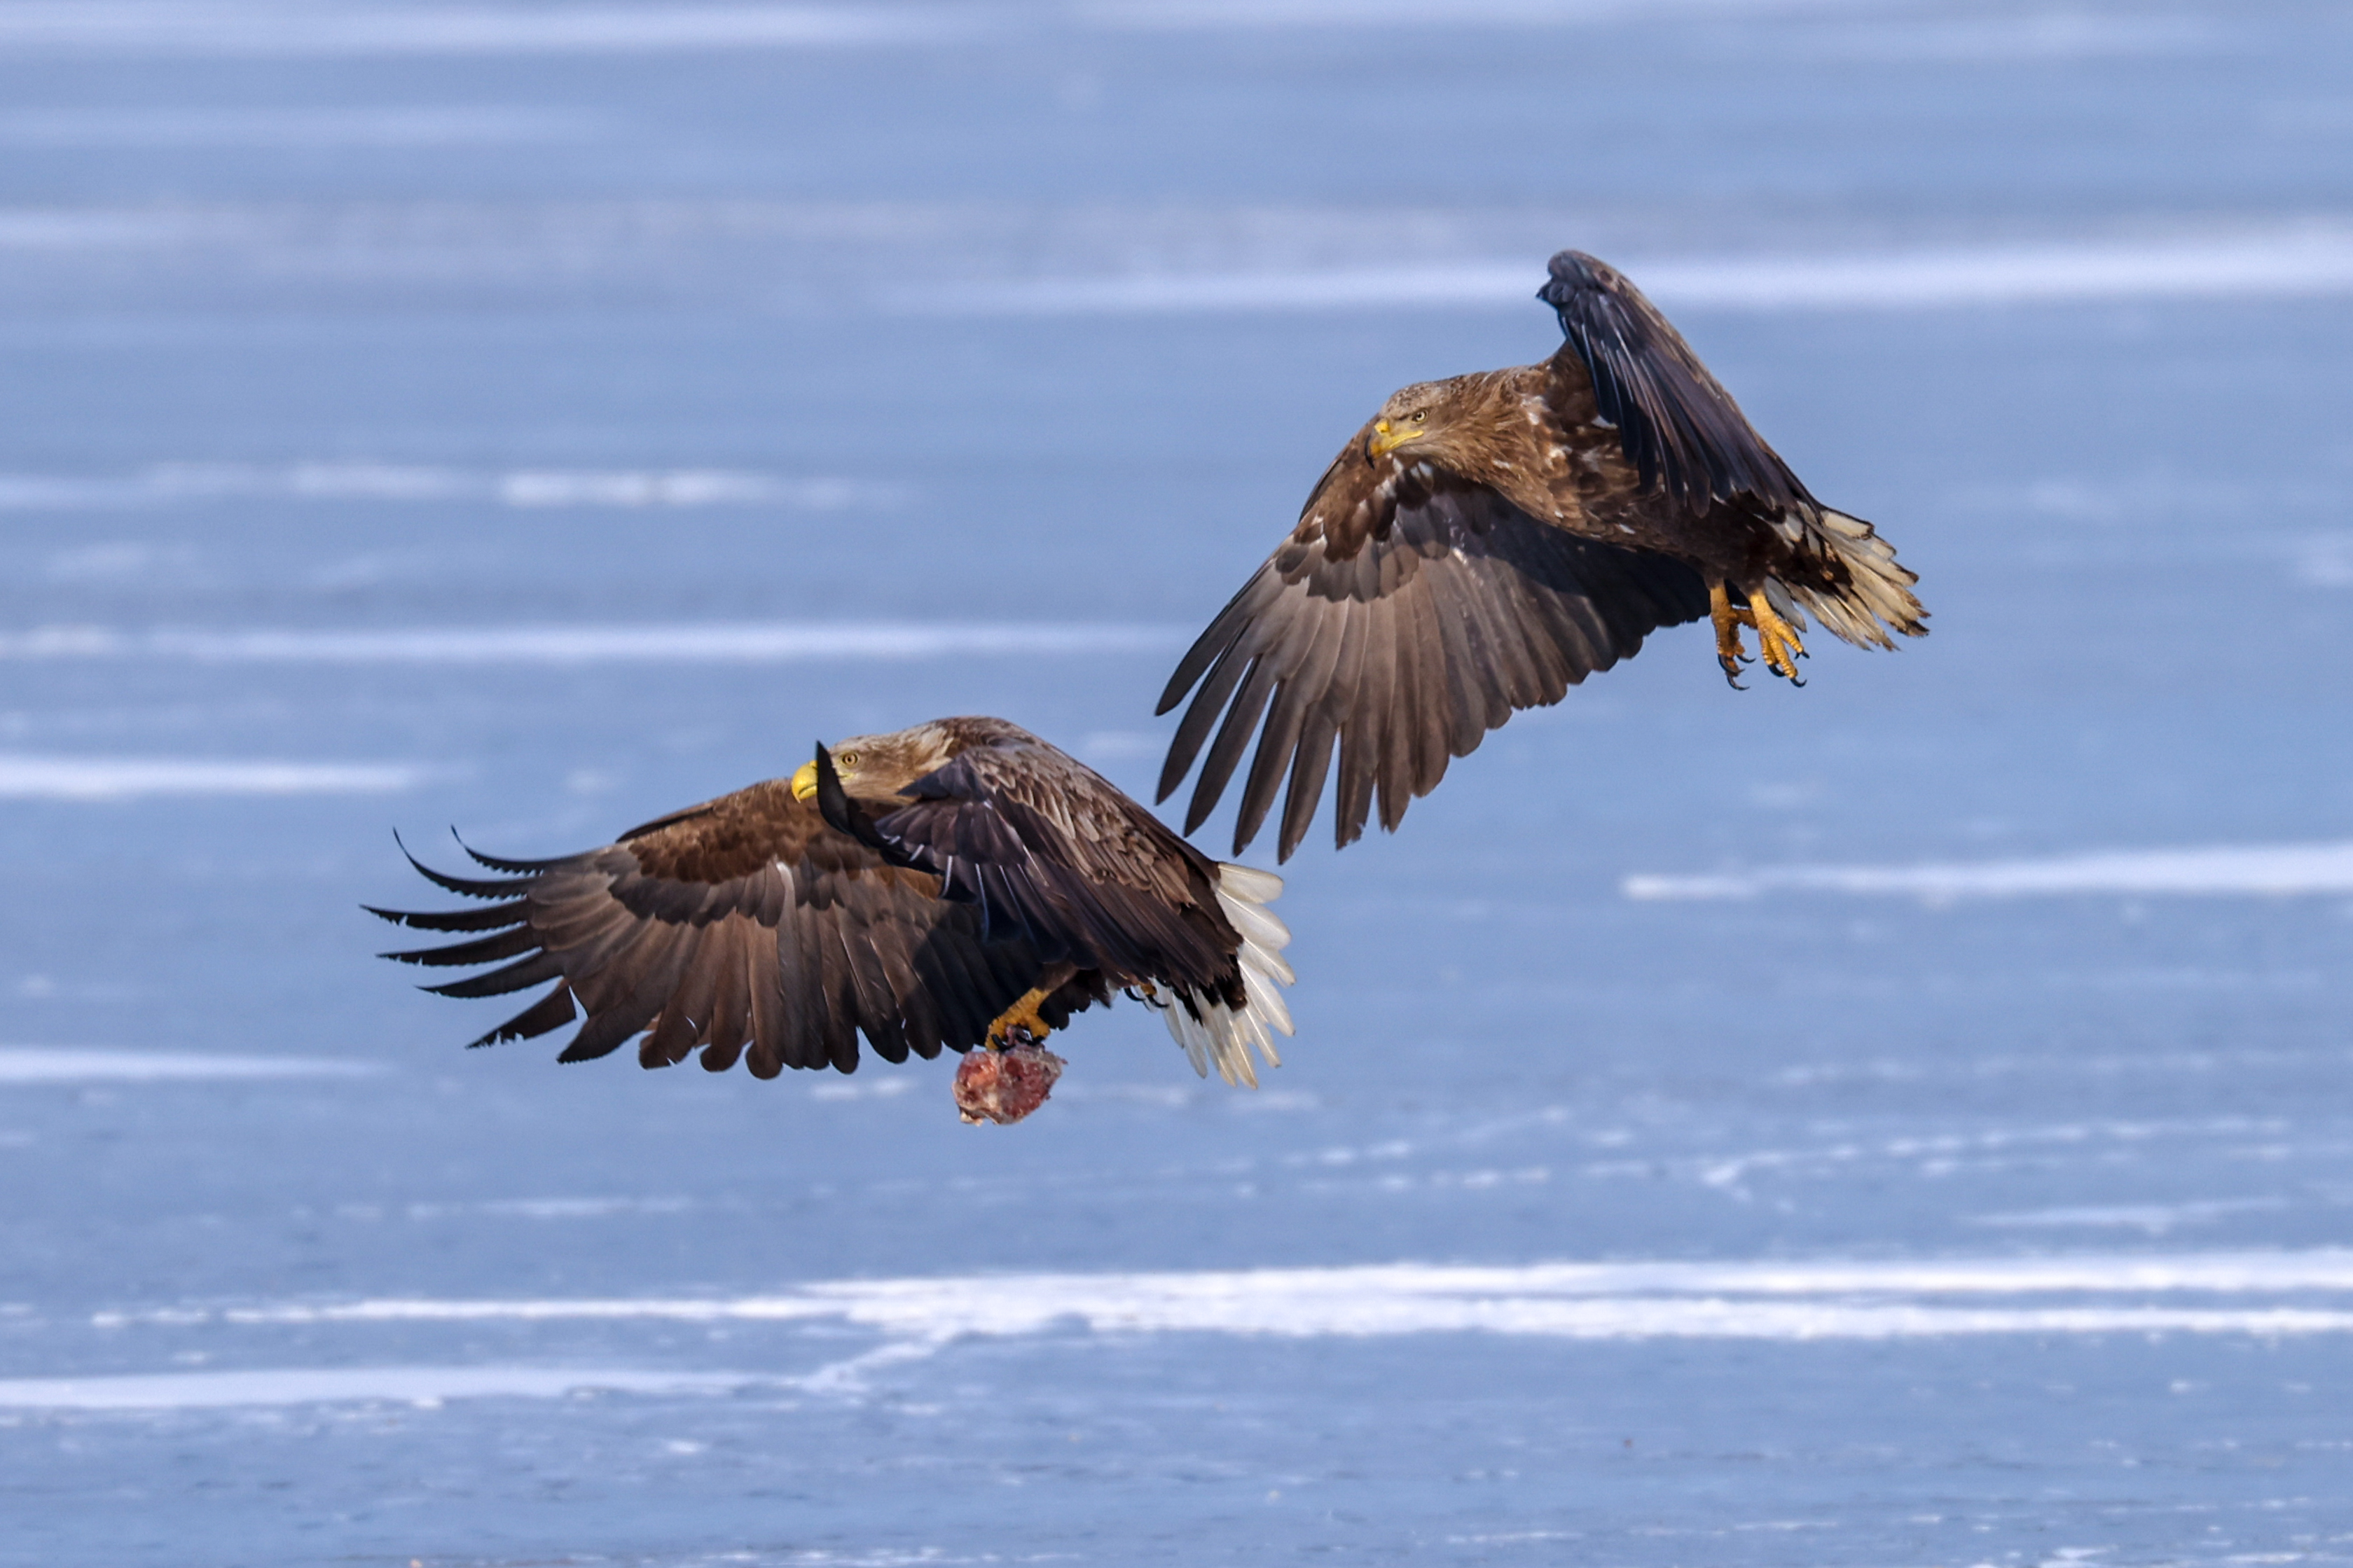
left=469, top=984, right=578, bottom=1049
left=371, top=779, right=1057, bottom=1074
left=1538, top=249, right=1812, bottom=518
left=1159, top=473, right=1709, bottom=861
left=822, top=738, right=1236, bottom=998
left=365, top=897, right=530, bottom=934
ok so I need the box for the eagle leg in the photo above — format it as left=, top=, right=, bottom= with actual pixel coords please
left=1745, top=588, right=1808, bottom=686
left=1710, top=583, right=1808, bottom=688
left=986, top=985, right=1060, bottom=1050
left=1709, top=582, right=1753, bottom=689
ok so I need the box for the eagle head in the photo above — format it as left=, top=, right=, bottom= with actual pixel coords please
left=791, top=721, right=970, bottom=803
left=1367, top=381, right=1453, bottom=462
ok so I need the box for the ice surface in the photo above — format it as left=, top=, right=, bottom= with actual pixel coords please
left=4, top=1, right=2352, bottom=1564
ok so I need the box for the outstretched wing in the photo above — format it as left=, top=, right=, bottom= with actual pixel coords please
left=1538, top=249, right=1814, bottom=518
left=1157, top=465, right=1709, bottom=861
left=817, top=740, right=1235, bottom=997
left=369, top=780, right=1049, bottom=1076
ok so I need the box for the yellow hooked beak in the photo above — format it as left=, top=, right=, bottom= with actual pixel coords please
left=1367, top=417, right=1424, bottom=461
left=790, top=760, right=820, bottom=802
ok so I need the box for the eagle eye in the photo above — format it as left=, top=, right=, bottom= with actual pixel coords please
left=838, top=750, right=859, bottom=767
left=1412, top=410, right=1427, bottom=422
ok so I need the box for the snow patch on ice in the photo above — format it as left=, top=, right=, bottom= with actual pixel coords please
left=809, top=1076, right=917, bottom=1102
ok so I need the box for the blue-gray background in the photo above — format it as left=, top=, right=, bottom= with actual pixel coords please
left=3, top=2, right=2352, bottom=1564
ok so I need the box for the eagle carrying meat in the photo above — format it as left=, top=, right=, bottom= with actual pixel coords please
left=371, top=716, right=1295, bottom=1123
left=1157, top=249, right=1928, bottom=862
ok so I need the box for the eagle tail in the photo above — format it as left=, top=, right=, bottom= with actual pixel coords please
left=1156, top=863, right=1296, bottom=1089
left=1778, top=506, right=1928, bottom=651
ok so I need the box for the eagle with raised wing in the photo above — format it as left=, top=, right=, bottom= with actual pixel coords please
left=372, top=718, right=1295, bottom=1116
left=1157, top=249, right=1927, bottom=861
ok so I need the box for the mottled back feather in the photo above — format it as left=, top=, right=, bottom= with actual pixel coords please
left=817, top=722, right=1248, bottom=1008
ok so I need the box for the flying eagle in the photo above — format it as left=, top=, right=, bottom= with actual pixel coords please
left=1157, top=249, right=1927, bottom=861
left=371, top=717, right=1296, bottom=1113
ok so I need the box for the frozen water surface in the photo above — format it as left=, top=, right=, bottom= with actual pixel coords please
left=3, top=1, right=2352, bottom=1562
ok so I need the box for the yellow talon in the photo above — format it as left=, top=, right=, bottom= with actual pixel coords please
left=986, top=986, right=1056, bottom=1050
left=1711, top=583, right=1807, bottom=688
left=1709, top=581, right=1753, bottom=688
left=1746, top=588, right=1807, bottom=684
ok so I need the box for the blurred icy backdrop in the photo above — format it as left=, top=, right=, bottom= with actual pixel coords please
left=3, top=1, right=2353, bottom=1564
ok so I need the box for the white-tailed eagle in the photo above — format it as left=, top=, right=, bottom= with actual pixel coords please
left=1157, top=249, right=1927, bottom=861
left=373, top=717, right=1295, bottom=1121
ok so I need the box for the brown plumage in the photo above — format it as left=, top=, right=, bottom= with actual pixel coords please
left=372, top=716, right=1295, bottom=1088
left=1158, top=249, right=1928, bottom=862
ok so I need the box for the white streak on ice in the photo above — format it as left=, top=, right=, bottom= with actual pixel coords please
left=99, top=1251, right=2353, bottom=1344
left=0, top=1048, right=381, bottom=1084
left=1622, top=842, right=2353, bottom=901
left=933, top=265, right=1533, bottom=314
left=1089, top=0, right=2204, bottom=55
left=927, top=228, right=2353, bottom=316
left=76, top=1254, right=2353, bottom=1401
left=1643, top=231, right=2353, bottom=307
left=1967, top=1199, right=2289, bottom=1235
left=0, top=107, right=595, bottom=148
left=0, top=623, right=1184, bottom=666
left=0, top=1366, right=756, bottom=1410
left=2297, top=534, right=2353, bottom=587
left=0, top=756, right=427, bottom=800
left=0, top=5, right=960, bottom=57
left=0, top=463, right=885, bottom=511
left=1086, top=0, right=1863, bottom=26
left=0, top=0, right=1899, bottom=56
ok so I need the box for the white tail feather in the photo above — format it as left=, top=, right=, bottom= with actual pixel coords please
left=1147, top=861, right=1297, bottom=1089
left=1781, top=506, right=1927, bottom=651
left=1242, top=966, right=1292, bottom=1036
left=1220, top=896, right=1290, bottom=959
left=1215, top=863, right=1283, bottom=901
